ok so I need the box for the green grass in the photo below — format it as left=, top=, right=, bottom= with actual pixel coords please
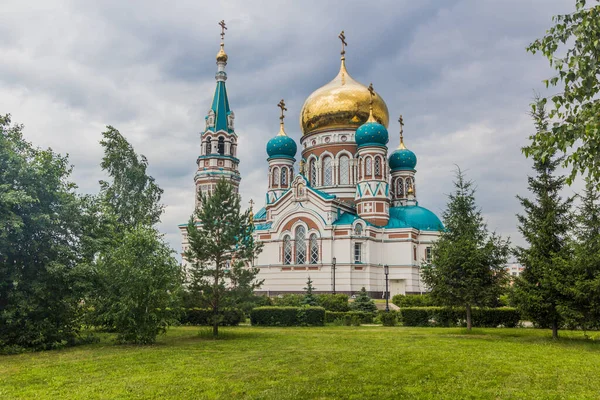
left=2, top=326, right=600, bottom=399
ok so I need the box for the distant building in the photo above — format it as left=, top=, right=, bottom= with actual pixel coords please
left=505, top=263, right=524, bottom=278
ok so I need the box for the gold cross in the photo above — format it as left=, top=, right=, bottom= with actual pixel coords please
left=277, top=99, right=287, bottom=123
left=338, top=30, right=347, bottom=56
left=249, top=199, right=254, bottom=209
left=219, top=20, right=227, bottom=41
left=398, top=115, right=404, bottom=133
left=368, top=83, right=374, bottom=106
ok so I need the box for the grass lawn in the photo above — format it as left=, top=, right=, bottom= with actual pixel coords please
left=2, top=326, right=600, bottom=399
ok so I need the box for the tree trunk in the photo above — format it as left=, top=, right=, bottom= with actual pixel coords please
left=466, top=303, right=472, bottom=332
left=552, top=319, right=559, bottom=340
left=213, top=304, right=219, bottom=337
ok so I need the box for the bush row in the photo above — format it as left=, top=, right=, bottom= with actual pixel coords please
left=392, top=294, right=434, bottom=308
left=325, top=311, right=375, bottom=324
left=272, top=294, right=350, bottom=311
left=180, top=308, right=245, bottom=326
left=400, top=307, right=520, bottom=327
left=250, top=307, right=325, bottom=326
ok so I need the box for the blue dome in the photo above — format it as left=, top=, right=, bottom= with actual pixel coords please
left=389, top=147, right=417, bottom=171
left=387, top=205, right=443, bottom=231
left=266, top=134, right=297, bottom=159
left=355, top=120, right=389, bottom=148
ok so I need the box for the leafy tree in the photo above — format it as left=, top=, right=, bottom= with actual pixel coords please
left=0, top=115, right=90, bottom=351
left=421, top=168, right=510, bottom=331
left=561, top=179, right=600, bottom=332
left=302, top=277, right=319, bottom=306
left=185, top=178, right=263, bottom=337
left=351, top=287, right=377, bottom=313
left=512, top=102, right=574, bottom=339
left=88, top=126, right=181, bottom=344
left=91, top=226, right=182, bottom=344
left=526, top=0, right=600, bottom=183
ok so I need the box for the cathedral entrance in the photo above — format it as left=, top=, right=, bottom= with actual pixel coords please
left=389, top=279, right=406, bottom=296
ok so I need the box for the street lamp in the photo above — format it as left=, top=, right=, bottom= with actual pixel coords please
left=332, top=257, right=337, bottom=295
left=384, top=264, right=389, bottom=312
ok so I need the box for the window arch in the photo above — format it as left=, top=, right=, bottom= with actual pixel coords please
left=390, top=179, right=396, bottom=198
left=218, top=137, right=225, bottom=155
left=375, top=156, right=381, bottom=177
left=281, top=167, right=288, bottom=186
left=339, top=155, right=350, bottom=185
left=405, top=177, right=413, bottom=195
left=323, top=156, right=333, bottom=186
left=354, top=223, right=363, bottom=236
left=283, top=235, right=292, bottom=265
left=205, top=137, right=212, bottom=155
left=295, top=226, right=306, bottom=264
left=310, top=159, right=317, bottom=185
left=309, top=234, right=319, bottom=264
left=272, top=167, right=280, bottom=186
left=365, top=157, right=372, bottom=177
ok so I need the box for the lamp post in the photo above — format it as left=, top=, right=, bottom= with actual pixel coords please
left=384, top=264, right=389, bottom=312
left=332, top=257, right=337, bottom=294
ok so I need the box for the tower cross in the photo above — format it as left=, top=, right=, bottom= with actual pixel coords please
left=277, top=99, right=287, bottom=123
left=219, top=20, right=227, bottom=41
left=249, top=199, right=254, bottom=209
left=338, top=30, right=347, bottom=56
left=368, top=83, right=375, bottom=106
left=398, top=115, right=404, bottom=139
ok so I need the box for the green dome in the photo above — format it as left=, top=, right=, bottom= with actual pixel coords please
left=387, top=205, right=443, bottom=231
left=266, top=134, right=297, bottom=159
left=389, top=147, right=417, bottom=171
left=355, top=120, right=389, bottom=148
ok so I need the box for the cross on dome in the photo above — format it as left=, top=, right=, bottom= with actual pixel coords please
left=219, top=20, right=227, bottom=40
left=338, top=30, right=347, bottom=57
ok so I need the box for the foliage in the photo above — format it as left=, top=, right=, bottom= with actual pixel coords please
left=180, top=308, right=245, bottom=326
left=391, top=294, right=433, bottom=308
left=250, top=306, right=325, bottom=326
left=380, top=311, right=398, bottom=326
left=399, top=307, right=521, bottom=328
left=350, top=287, right=377, bottom=313
left=90, top=226, right=182, bottom=344
left=185, top=178, right=263, bottom=337
left=512, top=100, right=575, bottom=339
left=324, top=311, right=374, bottom=324
left=317, top=294, right=350, bottom=312
left=302, top=277, right=319, bottom=306
left=272, top=294, right=304, bottom=307
left=525, top=0, right=600, bottom=184
left=0, top=115, right=90, bottom=351
left=421, top=168, right=510, bottom=331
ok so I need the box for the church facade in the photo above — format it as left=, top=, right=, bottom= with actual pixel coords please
left=180, top=28, right=443, bottom=297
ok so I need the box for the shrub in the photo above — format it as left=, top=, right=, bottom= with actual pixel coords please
left=399, top=307, right=521, bottom=328
left=400, top=307, right=431, bottom=326
left=325, top=311, right=374, bottom=324
left=380, top=312, right=398, bottom=326
left=272, top=294, right=304, bottom=307
left=391, top=294, right=433, bottom=308
left=250, top=307, right=325, bottom=326
left=317, top=294, right=350, bottom=312
left=350, top=315, right=362, bottom=326
left=351, top=287, right=377, bottom=313
left=181, top=308, right=244, bottom=326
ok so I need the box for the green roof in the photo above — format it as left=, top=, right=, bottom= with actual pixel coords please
left=207, top=80, right=232, bottom=133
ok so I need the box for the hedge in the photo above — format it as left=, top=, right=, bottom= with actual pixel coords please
left=325, top=311, right=374, bottom=324
left=400, top=307, right=520, bottom=328
left=250, top=307, right=325, bottom=326
left=180, top=308, right=245, bottom=326
left=392, top=294, right=433, bottom=308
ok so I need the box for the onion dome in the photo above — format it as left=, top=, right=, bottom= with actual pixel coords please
left=267, top=99, right=297, bottom=159
left=389, top=120, right=417, bottom=171
left=216, top=42, right=228, bottom=63
left=355, top=83, right=389, bottom=148
left=299, top=33, right=389, bottom=136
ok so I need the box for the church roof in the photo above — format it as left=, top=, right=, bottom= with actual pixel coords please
left=254, top=207, right=267, bottom=221
left=333, top=204, right=443, bottom=231
left=208, top=80, right=232, bottom=133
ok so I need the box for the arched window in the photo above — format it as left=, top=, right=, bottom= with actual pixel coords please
left=323, top=156, right=333, bottom=186
left=375, top=157, right=381, bottom=177
left=390, top=179, right=396, bottom=198
left=397, top=178, right=405, bottom=197
left=354, top=223, right=363, bottom=236
left=281, top=167, right=287, bottom=186
left=283, top=235, right=292, bottom=265
left=339, top=155, right=350, bottom=185
left=218, top=137, right=225, bottom=155
left=205, top=137, right=212, bottom=155
left=365, top=157, right=372, bottom=177
left=309, top=234, right=319, bottom=264
left=405, top=177, right=413, bottom=195
left=295, top=226, right=306, bottom=264
left=310, top=159, right=317, bottom=185
left=272, top=167, right=280, bottom=186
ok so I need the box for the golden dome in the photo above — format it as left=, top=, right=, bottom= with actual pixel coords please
left=300, top=57, right=389, bottom=136
left=216, top=42, right=228, bottom=63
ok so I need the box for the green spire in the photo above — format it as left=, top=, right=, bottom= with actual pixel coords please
left=208, top=80, right=232, bottom=133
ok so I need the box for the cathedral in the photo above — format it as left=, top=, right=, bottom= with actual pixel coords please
left=180, top=26, right=443, bottom=297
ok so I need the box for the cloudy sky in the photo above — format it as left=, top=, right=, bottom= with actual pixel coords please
left=0, top=0, right=580, bottom=255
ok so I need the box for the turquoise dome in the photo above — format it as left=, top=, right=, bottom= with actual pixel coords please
left=387, top=205, right=443, bottom=231
left=266, top=134, right=297, bottom=159
left=355, top=120, right=389, bottom=148
left=389, top=147, right=417, bottom=171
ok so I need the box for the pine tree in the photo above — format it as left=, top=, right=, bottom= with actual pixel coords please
left=302, top=276, right=318, bottom=306
left=421, top=168, right=510, bottom=331
left=512, top=100, right=574, bottom=339
left=185, top=178, right=263, bottom=337
left=351, top=287, right=377, bottom=313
